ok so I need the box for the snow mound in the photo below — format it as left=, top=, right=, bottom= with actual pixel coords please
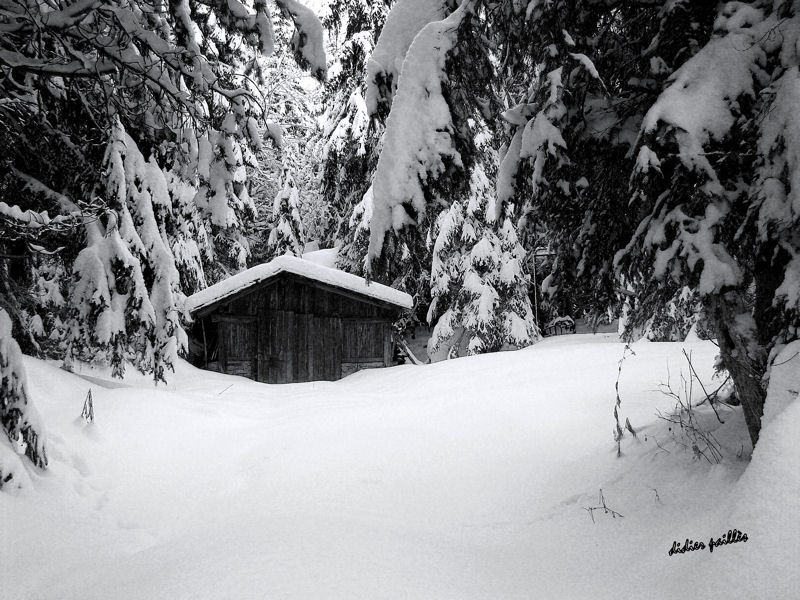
left=5, top=337, right=797, bottom=599
left=301, top=247, right=338, bottom=268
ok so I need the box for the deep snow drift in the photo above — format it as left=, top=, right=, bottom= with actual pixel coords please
left=2, top=335, right=798, bottom=599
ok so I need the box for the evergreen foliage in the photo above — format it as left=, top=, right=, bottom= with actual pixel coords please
left=3, top=0, right=800, bottom=454
left=0, top=309, right=47, bottom=489
left=267, top=166, right=305, bottom=257
left=0, top=0, right=326, bottom=386
left=363, top=0, right=800, bottom=446
left=320, top=0, right=393, bottom=259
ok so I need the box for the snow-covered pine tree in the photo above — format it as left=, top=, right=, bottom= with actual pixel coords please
left=65, top=209, right=158, bottom=379
left=0, top=308, right=47, bottom=489
left=267, top=166, right=305, bottom=258
left=428, top=165, right=537, bottom=359
left=0, top=0, right=327, bottom=381
left=427, top=199, right=466, bottom=357
left=494, top=215, right=540, bottom=348
left=366, top=0, right=537, bottom=351
left=195, top=106, right=259, bottom=278
left=492, top=2, right=664, bottom=329
left=617, top=3, right=800, bottom=445
left=336, top=184, right=374, bottom=275
left=246, top=19, right=328, bottom=261
left=87, top=118, right=187, bottom=381
left=323, top=0, right=474, bottom=337
left=26, top=258, right=70, bottom=357
left=163, top=167, right=213, bottom=296
left=319, top=0, right=392, bottom=255
left=365, top=2, right=468, bottom=264
left=363, top=0, right=484, bottom=307
left=323, top=85, right=381, bottom=254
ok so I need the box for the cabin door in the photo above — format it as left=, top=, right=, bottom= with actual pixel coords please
left=341, top=320, right=391, bottom=376
left=288, top=315, right=342, bottom=382
left=257, top=311, right=342, bottom=383
left=218, top=315, right=257, bottom=379
left=311, top=316, right=342, bottom=381
left=258, top=310, right=293, bottom=384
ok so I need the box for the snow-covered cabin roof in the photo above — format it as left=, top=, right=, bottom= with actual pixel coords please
left=186, top=255, right=413, bottom=314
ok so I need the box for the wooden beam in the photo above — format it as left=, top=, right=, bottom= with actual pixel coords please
left=340, top=316, right=393, bottom=323
left=210, top=313, right=257, bottom=323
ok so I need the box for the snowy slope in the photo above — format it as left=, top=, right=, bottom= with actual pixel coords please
left=3, top=336, right=798, bottom=599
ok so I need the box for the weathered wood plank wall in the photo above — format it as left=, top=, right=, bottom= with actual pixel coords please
left=203, top=274, right=398, bottom=384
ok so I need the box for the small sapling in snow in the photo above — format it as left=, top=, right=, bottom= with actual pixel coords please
left=81, top=389, right=95, bottom=424
left=613, top=345, right=637, bottom=457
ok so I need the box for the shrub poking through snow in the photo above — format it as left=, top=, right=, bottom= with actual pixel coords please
left=655, top=350, right=729, bottom=464
left=583, top=489, right=624, bottom=523
left=613, top=344, right=636, bottom=457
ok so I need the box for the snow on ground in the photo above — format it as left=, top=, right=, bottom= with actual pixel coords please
left=3, top=335, right=798, bottom=599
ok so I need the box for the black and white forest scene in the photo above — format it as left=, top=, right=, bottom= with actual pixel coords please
left=2, top=0, right=800, bottom=597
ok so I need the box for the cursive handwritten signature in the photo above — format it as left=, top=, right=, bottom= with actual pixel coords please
left=668, top=529, right=748, bottom=556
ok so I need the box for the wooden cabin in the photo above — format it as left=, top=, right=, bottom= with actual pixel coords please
left=186, top=255, right=413, bottom=383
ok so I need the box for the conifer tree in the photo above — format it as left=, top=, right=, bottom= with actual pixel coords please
left=336, top=185, right=375, bottom=275
left=617, top=3, right=800, bottom=445
left=164, top=162, right=213, bottom=296
left=428, top=165, right=537, bottom=358
left=320, top=0, right=393, bottom=253
left=267, top=166, right=305, bottom=258
left=84, top=118, right=187, bottom=381
left=0, top=309, right=47, bottom=487
left=365, top=0, right=800, bottom=446
left=0, top=0, right=326, bottom=382
left=195, top=106, right=260, bottom=278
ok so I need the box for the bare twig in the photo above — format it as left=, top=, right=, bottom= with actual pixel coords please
left=583, top=489, right=624, bottom=523
left=682, top=349, right=723, bottom=423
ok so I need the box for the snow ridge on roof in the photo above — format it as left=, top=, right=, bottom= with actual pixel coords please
left=186, top=254, right=413, bottom=313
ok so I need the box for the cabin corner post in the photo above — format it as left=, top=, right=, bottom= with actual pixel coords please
left=201, top=318, right=208, bottom=368
left=384, top=323, right=393, bottom=367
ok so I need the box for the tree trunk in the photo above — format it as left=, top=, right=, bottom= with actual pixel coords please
left=707, top=292, right=766, bottom=447
left=753, top=240, right=790, bottom=348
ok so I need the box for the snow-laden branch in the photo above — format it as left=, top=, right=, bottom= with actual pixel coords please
left=0, top=50, right=117, bottom=77
left=367, top=4, right=471, bottom=265
left=364, top=0, right=450, bottom=116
